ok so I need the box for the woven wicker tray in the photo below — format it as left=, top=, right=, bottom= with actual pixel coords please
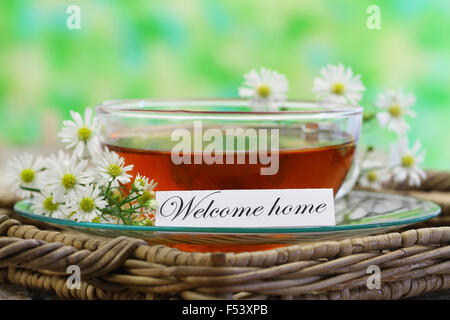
left=0, top=171, right=449, bottom=300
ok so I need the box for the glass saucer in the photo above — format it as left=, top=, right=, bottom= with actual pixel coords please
left=14, top=190, right=440, bottom=252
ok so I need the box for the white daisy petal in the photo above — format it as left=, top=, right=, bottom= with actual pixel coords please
left=57, top=108, right=101, bottom=159
left=30, top=188, right=69, bottom=218
left=388, top=138, right=427, bottom=187
left=358, top=168, right=389, bottom=190
left=238, top=68, right=288, bottom=111
left=84, top=108, right=92, bottom=126
left=67, top=184, right=107, bottom=222
left=376, top=112, right=390, bottom=128
left=41, top=151, right=93, bottom=202
left=312, top=64, right=365, bottom=106
left=375, top=88, right=416, bottom=134
left=93, top=148, right=134, bottom=187
left=5, top=153, right=46, bottom=198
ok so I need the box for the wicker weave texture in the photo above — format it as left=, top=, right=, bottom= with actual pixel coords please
left=1, top=170, right=450, bottom=300
left=1, top=210, right=449, bottom=300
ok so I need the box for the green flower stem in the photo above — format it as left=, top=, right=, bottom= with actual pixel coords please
left=98, top=177, right=155, bottom=225
left=99, top=213, right=111, bottom=222
left=101, top=206, right=128, bottom=224
left=103, top=190, right=120, bottom=207
left=19, top=185, right=41, bottom=193
left=117, top=194, right=141, bottom=208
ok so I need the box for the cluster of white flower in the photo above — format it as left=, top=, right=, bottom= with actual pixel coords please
left=313, top=64, right=424, bottom=189
left=359, top=137, right=426, bottom=189
left=6, top=109, right=158, bottom=225
left=238, top=64, right=427, bottom=189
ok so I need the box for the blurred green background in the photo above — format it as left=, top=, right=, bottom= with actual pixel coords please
left=0, top=0, right=449, bottom=168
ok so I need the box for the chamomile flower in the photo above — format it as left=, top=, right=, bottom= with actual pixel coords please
left=57, top=108, right=101, bottom=158
left=358, top=169, right=389, bottom=190
left=43, top=151, right=93, bottom=202
left=67, top=184, right=107, bottom=222
left=30, top=188, right=69, bottom=219
left=94, top=149, right=133, bottom=187
left=131, top=175, right=157, bottom=208
left=5, top=153, right=46, bottom=198
left=376, top=89, right=416, bottom=134
left=132, top=173, right=149, bottom=191
left=132, top=173, right=158, bottom=192
left=238, top=68, right=288, bottom=111
left=313, top=64, right=365, bottom=106
left=389, top=138, right=426, bottom=187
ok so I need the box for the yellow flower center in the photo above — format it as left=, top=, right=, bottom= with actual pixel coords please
left=20, top=168, right=35, bottom=183
left=79, top=197, right=95, bottom=212
left=91, top=216, right=100, bottom=223
left=107, top=164, right=122, bottom=177
left=367, top=170, right=378, bottom=183
left=77, top=126, right=92, bottom=142
left=332, top=83, right=345, bottom=95
left=401, top=154, right=415, bottom=168
left=43, top=196, right=58, bottom=212
left=388, top=105, right=402, bottom=118
left=257, top=84, right=271, bottom=98
left=61, top=173, right=76, bottom=190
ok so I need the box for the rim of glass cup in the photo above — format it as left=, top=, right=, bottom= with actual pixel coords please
left=96, top=98, right=363, bottom=120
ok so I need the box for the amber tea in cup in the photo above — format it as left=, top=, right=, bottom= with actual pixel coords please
left=97, top=99, right=362, bottom=196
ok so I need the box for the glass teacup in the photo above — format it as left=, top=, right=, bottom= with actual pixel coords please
left=96, top=99, right=362, bottom=197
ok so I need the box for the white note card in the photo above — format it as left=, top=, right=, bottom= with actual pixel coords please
left=155, top=189, right=335, bottom=228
